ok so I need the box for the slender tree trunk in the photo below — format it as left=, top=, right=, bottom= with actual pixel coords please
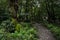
left=45, top=0, right=56, bottom=23
left=9, top=0, right=18, bottom=20
left=45, top=0, right=51, bottom=22
left=51, top=0, right=56, bottom=23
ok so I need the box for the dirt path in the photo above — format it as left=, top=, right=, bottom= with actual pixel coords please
left=33, top=23, right=56, bottom=40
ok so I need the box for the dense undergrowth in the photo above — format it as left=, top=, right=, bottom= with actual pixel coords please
left=44, top=23, right=60, bottom=40
left=0, top=19, right=38, bottom=40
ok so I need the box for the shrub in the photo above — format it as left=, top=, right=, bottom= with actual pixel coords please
left=0, top=20, right=15, bottom=33
left=0, top=21, right=38, bottom=40
left=45, top=23, right=60, bottom=40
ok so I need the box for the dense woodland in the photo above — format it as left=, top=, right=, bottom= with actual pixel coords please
left=0, top=0, right=60, bottom=40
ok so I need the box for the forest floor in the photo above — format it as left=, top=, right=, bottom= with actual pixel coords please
left=33, top=23, right=56, bottom=40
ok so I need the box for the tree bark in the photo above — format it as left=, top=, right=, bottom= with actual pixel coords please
left=9, top=0, right=18, bottom=20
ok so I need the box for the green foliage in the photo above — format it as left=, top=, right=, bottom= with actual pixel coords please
left=0, top=21, right=38, bottom=40
left=15, top=23, right=38, bottom=40
left=45, top=23, right=60, bottom=40
left=0, top=0, right=9, bottom=23
left=0, top=20, right=15, bottom=33
left=0, top=0, right=60, bottom=40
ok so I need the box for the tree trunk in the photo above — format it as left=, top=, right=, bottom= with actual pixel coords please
left=9, top=0, right=18, bottom=20
left=45, top=0, right=56, bottom=23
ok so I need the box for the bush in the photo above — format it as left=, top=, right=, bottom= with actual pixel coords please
left=0, top=20, right=15, bottom=33
left=0, top=21, right=38, bottom=40
left=45, top=23, right=60, bottom=40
